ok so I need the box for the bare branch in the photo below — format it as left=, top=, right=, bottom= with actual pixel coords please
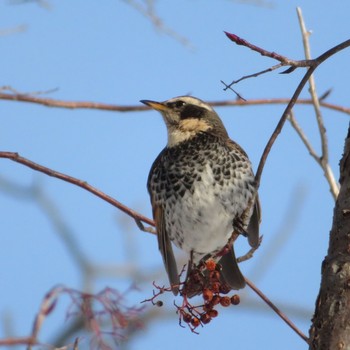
left=288, top=111, right=320, bottom=162
left=309, top=125, right=350, bottom=349
left=224, top=31, right=313, bottom=68
left=135, top=218, right=157, bottom=234
left=222, top=62, right=283, bottom=91
left=0, top=337, right=36, bottom=347
left=219, top=81, right=247, bottom=100
left=296, top=8, right=327, bottom=158
left=0, top=153, right=308, bottom=342
left=223, top=32, right=350, bottom=110
left=0, top=152, right=155, bottom=228
left=288, top=111, right=339, bottom=199
left=237, top=236, right=263, bottom=263
left=1, top=29, right=349, bottom=346
left=0, top=90, right=149, bottom=112
left=1, top=89, right=350, bottom=115
left=252, top=38, right=350, bottom=188
left=296, top=7, right=339, bottom=199
left=245, top=278, right=309, bottom=343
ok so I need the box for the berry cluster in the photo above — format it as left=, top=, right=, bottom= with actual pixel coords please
left=179, top=292, right=240, bottom=330
left=142, top=260, right=241, bottom=333
left=177, top=260, right=241, bottom=332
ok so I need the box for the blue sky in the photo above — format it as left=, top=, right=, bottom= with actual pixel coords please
left=1, top=1, right=349, bottom=349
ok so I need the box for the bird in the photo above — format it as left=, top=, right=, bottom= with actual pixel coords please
left=141, top=96, right=261, bottom=296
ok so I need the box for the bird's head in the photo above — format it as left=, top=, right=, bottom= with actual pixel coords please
left=141, top=96, right=228, bottom=147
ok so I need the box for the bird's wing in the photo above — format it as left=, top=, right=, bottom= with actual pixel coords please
left=226, top=138, right=249, bottom=158
left=226, top=139, right=261, bottom=248
left=219, top=245, right=246, bottom=290
left=246, top=195, right=261, bottom=248
left=152, top=201, right=179, bottom=295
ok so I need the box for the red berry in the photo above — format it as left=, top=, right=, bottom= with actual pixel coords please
left=219, top=284, right=231, bottom=295
left=220, top=296, right=231, bottom=307
left=212, top=295, right=221, bottom=305
left=191, top=317, right=200, bottom=328
left=182, top=313, right=192, bottom=323
left=208, top=309, right=219, bottom=318
left=211, top=282, right=220, bottom=293
left=209, top=270, right=220, bottom=281
left=200, top=313, right=211, bottom=324
left=231, top=294, right=240, bottom=305
left=206, top=260, right=216, bottom=271
left=203, top=288, right=213, bottom=302
left=203, top=303, right=213, bottom=312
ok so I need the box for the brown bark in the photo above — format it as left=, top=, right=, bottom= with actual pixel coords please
left=309, top=123, right=350, bottom=350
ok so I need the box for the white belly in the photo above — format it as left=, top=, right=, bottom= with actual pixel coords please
left=164, top=163, right=253, bottom=263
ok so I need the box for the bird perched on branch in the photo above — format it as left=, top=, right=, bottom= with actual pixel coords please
left=141, top=96, right=260, bottom=296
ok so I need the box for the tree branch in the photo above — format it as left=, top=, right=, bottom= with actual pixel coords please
left=0, top=337, right=36, bottom=347
left=0, top=152, right=155, bottom=228
left=1, top=32, right=349, bottom=347
left=296, top=7, right=339, bottom=200
left=245, top=278, right=309, bottom=343
left=288, top=110, right=339, bottom=200
left=309, top=123, right=350, bottom=349
left=0, top=90, right=349, bottom=115
left=231, top=36, right=350, bottom=188
left=224, top=31, right=313, bottom=68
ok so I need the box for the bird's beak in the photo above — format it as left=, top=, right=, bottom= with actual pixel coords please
left=140, top=100, right=169, bottom=112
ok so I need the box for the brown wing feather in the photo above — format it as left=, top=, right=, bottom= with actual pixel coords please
left=152, top=203, right=179, bottom=295
left=225, top=139, right=261, bottom=248
left=246, top=195, right=261, bottom=248
left=219, top=245, right=246, bottom=290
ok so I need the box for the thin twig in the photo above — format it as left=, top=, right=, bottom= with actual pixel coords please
left=223, top=33, right=350, bottom=342
left=219, top=81, right=246, bottom=100
left=296, top=7, right=339, bottom=199
left=297, top=8, right=327, bottom=161
left=0, top=337, right=36, bottom=346
left=288, top=111, right=320, bottom=163
left=30, top=286, right=65, bottom=344
left=255, top=65, right=315, bottom=187
left=0, top=152, right=155, bottom=228
left=288, top=110, right=339, bottom=200
left=222, top=63, right=283, bottom=90
left=0, top=35, right=348, bottom=347
left=210, top=97, right=350, bottom=116
left=237, top=235, right=262, bottom=263
left=224, top=31, right=313, bottom=68
left=250, top=184, right=307, bottom=282
left=254, top=38, right=350, bottom=188
left=134, top=218, right=157, bottom=234
left=245, top=278, right=309, bottom=343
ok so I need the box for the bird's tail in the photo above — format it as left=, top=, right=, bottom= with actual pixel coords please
left=218, top=245, right=246, bottom=289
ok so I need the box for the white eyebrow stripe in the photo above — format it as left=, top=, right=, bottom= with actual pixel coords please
left=165, top=96, right=214, bottom=112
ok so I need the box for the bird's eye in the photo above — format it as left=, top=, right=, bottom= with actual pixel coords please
left=169, top=100, right=185, bottom=108
left=175, top=101, right=185, bottom=108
